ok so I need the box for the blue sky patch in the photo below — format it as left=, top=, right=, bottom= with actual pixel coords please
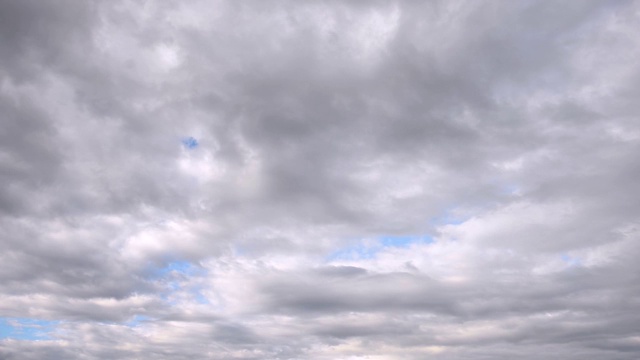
left=182, top=136, right=199, bottom=149
left=193, top=289, right=210, bottom=305
left=145, top=261, right=209, bottom=306
left=158, top=260, right=197, bottom=276
left=327, top=235, right=433, bottom=262
left=380, top=235, right=432, bottom=247
left=0, top=318, right=59, bottom=340
left=501, top=184, right=521, bottom=195
left=125, top=315, right=151, bottom=327
left=326, top=243, right=379, bottom=261
left=561, top=254, right=581, bottom=267
left=194, top=294, right=209, bottom=305
left=146, top=260, right=203, bottom=280
left=430, top=208, right=470, bottom=226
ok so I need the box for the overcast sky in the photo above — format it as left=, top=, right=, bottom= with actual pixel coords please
left=1, top=0, right=640, bottom=359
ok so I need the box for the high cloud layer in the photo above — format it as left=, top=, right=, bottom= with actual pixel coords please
left=1, top=0, right=640, bottom=359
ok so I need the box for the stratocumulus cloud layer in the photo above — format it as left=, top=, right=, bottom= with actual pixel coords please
left=1, top=1, right=640, bottom=359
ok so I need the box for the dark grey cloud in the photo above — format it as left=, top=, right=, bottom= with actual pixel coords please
left=1, top=0, right=640, bottom=358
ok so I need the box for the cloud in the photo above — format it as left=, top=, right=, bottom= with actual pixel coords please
left=1, top=0, right=640, bottom=358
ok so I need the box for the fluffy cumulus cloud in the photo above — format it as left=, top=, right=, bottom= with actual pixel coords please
left=1, top=0, right=640, bottom=359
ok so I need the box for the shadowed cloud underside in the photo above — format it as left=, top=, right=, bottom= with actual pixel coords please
left=1, top=1, right=640, bottom=359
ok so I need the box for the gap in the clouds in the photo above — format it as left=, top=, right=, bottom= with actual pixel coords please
left=326, top=235, right=433, bottom=262
left=0, top=318, right=59, bottom=341
left=145, top=259, right=204, bottom=280
left=501, top=184, right=522, bottom=196
left=157, top=260, right=199, bottom=277
left=125, top=315, right=151, bottom=327
left=145, top=260, right=210, bottom=306
left=561, top=254, right=582, bottom=267
left=429, top=207, right=471, bottom=227
left=194, top=291, right=210, bottom=305
left=181, top=136, right=199, bottom=149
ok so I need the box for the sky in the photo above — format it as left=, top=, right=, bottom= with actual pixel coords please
left=1, top=0, right=640, bottom=359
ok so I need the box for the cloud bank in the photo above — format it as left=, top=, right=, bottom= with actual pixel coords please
left=1, top=0, right=640, bottom=359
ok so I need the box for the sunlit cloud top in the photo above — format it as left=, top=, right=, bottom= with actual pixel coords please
left=2, top=1, right=640, bottom=359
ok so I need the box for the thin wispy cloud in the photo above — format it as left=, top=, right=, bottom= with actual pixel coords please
left=1, top=1, right=640, bottom=359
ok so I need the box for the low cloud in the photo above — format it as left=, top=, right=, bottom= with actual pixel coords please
left=2, top=0, right=640, bottom=359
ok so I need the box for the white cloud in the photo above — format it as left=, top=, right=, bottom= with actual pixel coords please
left=2, top=1, right=640, bottom=359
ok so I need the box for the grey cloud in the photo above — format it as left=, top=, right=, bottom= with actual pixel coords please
left=2, top=0, right=640, bottom=359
